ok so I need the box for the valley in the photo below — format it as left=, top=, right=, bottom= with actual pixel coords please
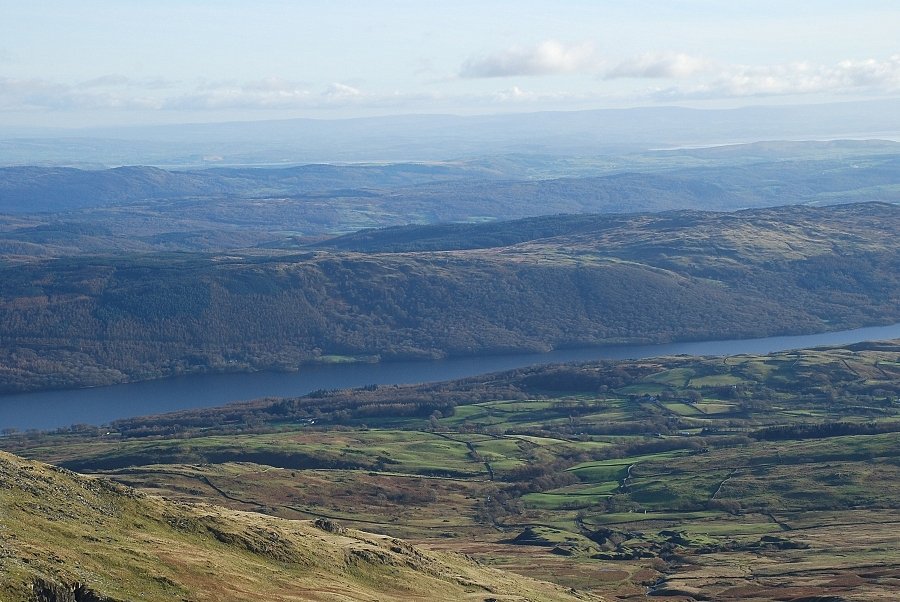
left=6, top=5, right=900, bottom=601
left=2, top=143, right=898, bottom=601
left=6, top=340, right=899, bottom=600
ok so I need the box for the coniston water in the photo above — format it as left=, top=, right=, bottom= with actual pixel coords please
left=2, top=322, right=900, bottom=431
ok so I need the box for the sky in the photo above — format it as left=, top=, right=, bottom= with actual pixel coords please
left=1, top=0, right=899, bottom=128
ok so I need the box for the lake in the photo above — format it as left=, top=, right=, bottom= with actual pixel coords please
left=2, top=322, right=900, bottom=431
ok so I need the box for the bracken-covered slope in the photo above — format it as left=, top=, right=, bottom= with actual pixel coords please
left=0, top=451, right=597, bottom=602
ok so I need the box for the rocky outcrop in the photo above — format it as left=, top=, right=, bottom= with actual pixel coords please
left=31, top=579, right=118, bottom=602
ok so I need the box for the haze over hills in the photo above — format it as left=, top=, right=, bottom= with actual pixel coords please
left=0, top=162, right=507, bottom=212
left=5, top=151, right=900, bottom=216
left=2, top=100, right=900, bottom=167
left=0, top=139, right=898, bottom=260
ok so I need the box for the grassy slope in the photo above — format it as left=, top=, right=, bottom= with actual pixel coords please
left=0, top=451, right=597, bottom=602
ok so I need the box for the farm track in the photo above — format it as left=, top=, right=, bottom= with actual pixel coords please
left=711, top=468, right=739, bottom=500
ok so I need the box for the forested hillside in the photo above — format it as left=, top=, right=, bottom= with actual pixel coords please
left=0, top=202, right=897, bottom=393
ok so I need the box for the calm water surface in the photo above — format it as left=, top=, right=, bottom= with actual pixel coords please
left=2, top=322, right=900, bottom=431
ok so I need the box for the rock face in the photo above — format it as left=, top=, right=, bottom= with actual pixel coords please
left=313, top=517, right=346, bottom=534
left=30, top=579, right=115, bottom=602
left=0, top=452, right=599, bottom=602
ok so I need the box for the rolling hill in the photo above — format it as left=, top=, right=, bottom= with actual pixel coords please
left=0, top=145, right=898, bottom=258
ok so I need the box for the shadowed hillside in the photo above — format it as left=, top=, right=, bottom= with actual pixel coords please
left=0, top=203, right=897, bottom=393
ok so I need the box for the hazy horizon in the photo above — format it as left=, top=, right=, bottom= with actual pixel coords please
left=2, top=99, right=899, bottom=167
left=3, top=1, right=899, bottom=128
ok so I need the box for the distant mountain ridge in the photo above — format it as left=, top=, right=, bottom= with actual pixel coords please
left=0, top=162, right=505, bottom=212
left=315, top=198, right=900, bottom=253
left=1, top=147, right=898, bottom=221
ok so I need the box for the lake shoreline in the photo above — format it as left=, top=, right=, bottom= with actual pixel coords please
left=2, top=321, right=900, bottom=432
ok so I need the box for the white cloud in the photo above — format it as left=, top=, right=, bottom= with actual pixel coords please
left=167, top=81, right=376, bottom=111
left=493, top=85, right=528, bottom=101
left=77, top=74, right=133, bottom=88
left=460, top=40, right=599, bottom=78
left=242, top=77, right=311, bottom=93
left=76, top=74, right=177, bottom=90
left=458, top=41, right=900, bottom=103
left=165, top=86, right=312, bottom=111
left=651, top=55, right=900, bottom=100
left=323, top=82, right=362, bottom=98
left=156, top=77, right=315, bottom=110
left=3, top=54, right=899, bottom=119
left=0, top=76, right=160, bottom=111
left=0, top=76, right=64, bottom=101
left=605, top=52, right=712, bottom=79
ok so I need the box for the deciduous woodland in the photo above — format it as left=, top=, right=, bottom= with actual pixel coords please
left=1, top=203, right=898, bottom=393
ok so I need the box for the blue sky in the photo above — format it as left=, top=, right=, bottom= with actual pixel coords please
left=1, top=0, right=899, bottom=127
